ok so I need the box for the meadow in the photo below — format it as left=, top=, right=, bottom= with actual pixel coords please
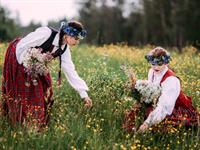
left=0, top=43, right=199, bottom=150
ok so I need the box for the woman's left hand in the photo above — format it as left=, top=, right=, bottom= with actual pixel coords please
left=138, top=122, right=149, bottom=133
left=83, top=97, right=93, bottom=108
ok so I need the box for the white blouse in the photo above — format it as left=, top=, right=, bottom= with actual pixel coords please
left=16, top=27, right=89, bottom=98
left=144, top=66, right=181, bottom=126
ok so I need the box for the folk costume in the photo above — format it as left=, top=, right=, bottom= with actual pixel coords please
left=1, top=25, right=88, bottom=127
left=145, top=67, right=199, bottom=127
left=123, top=48, right=200, bottom=132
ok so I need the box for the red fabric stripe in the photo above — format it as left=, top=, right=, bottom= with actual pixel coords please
left=1, top=38, right=53, bottom=127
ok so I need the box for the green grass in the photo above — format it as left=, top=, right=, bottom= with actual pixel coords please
left=0, top=43, right=199, bottom=149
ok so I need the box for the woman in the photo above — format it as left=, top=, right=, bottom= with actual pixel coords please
left=1, top=20, right=92, bottom=127
left=123, top=47, right=200, bottom=132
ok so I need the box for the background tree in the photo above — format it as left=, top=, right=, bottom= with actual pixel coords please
left=20, top=21, right=42, bottom=36
left=0, top=6, right=20, bottom=42
left=79, top=0, right=125, bottom=45
left=1, top=0, right=200, bottom=51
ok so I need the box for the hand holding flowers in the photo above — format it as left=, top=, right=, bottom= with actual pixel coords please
left=133, top=80, right=162, bottom=107
left=22, top=48, right=53, bottom=86
left=121, top=65, right=162, bottom=132
left=120, top=65, right=162, bottom=106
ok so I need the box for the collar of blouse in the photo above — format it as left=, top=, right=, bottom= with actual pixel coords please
left=154, top=66, right=168, bottom=78
left=52, top=33, right=68, bottom=50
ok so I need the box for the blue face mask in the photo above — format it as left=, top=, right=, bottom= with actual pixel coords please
left=62, top=26, right=87, bottom=39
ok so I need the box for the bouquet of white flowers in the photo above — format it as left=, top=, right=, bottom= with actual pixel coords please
left=121, top=65, right=162, bottom=132
left=120, top=64, right=162, bottom=106
left=23, top=48, right=53, bottom=86
left=134, top=80, right=162, bottom=107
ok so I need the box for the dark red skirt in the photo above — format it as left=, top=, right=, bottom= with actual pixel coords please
left=1, top=38, right=54, bottom=127
left=122, top=102, right=200, bottom=133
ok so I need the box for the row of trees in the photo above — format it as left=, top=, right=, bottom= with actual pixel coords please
left=0, top=0, right=200, bottom=51
left=78, top=0, right=200, bottom=50
left=0, top=6, right=42, bottom=41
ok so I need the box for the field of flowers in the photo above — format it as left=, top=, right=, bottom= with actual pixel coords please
left=0, top=42, right=199, bottom=150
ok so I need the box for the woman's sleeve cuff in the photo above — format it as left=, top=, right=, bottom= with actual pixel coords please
left=144, top=119, right=151, bottom=127
left=79, top=91, right=88, bottom=99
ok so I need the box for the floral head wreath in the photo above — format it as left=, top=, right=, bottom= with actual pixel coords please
left=145, top=47, right=171, bottom=65
left=60, top=22, right=87, bottom=39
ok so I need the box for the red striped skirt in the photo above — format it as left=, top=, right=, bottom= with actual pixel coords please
left=1, top=38, right=54, bottom=127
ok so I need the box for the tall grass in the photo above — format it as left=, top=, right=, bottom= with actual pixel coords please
left=0, top=43, right=199, bottom=149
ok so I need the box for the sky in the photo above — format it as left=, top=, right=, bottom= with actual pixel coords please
left=1, top=0, right=80, bottom=26
left=1, top=0, right=138, bottom=26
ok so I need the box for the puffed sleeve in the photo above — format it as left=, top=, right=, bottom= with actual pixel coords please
left=16, top=27, right=51, bottom=64
left=61, top=47, right=89, bottom=98
left=144, top=76, right=181, bottom=126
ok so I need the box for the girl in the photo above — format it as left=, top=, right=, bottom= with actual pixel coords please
left=123, top=47, right=199, bottom=132
left=138, top=47, right=200, bottom=132
left=1, top=20, right=92, bottom=127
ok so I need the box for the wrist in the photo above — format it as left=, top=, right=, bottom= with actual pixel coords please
left=79, top=91, right=88, bottom=99
left=144, top=121, right=150, bottom=128
left=82, top=97, right=88, bottom=101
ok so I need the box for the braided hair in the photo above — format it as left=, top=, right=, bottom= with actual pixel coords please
left=56, top=21, right=85, bottom=85
left=56, top=22, right=68, bottom=85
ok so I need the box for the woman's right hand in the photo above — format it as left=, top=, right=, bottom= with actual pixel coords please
left=138, top=122, right=149, bottom=133
left=83, top=97, right=93, bottom=108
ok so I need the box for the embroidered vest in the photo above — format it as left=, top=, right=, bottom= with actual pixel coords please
left=35, top=27, right=67, bottom=58
left=160, top=69, right=192, bottom=109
